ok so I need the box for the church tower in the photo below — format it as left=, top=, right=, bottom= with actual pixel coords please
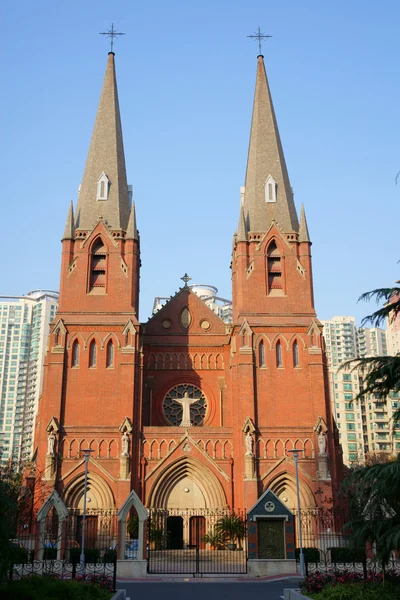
left=33, top=52, right=140, bottom=512
left=231, top=55, right=342, bottom=510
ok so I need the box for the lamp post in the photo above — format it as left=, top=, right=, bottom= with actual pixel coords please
left=288, top=449, right=305, bottom=578
left=80, top=448, right=94, bottom=566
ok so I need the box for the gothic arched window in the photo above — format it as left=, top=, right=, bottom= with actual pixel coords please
left=267, top=241, right=283, bottom=292
left=106, top=340, right=114, bottom=368
left=89, top=238, right=107, bottom=292
left=89, top=341, right=97, bottom=368
left=276, top=341, right=282, bottom=368
left=259, top=340, right=265, bottom=367
left=293, top=340, right=299, bottom=367
left=72, top=340, right=80, bottom=367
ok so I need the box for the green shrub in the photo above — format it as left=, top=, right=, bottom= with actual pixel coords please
left=329, top=546, right=366, bottom=563
left=308, top=582, right=400, bottom=600
left=0, top=576, right=112, bottom=599
left=295, top=546, right=320, bottom=562
left=43, top=547, right=57, bottom=560
left=69, top=547, right=100, bottom=564
left=8, top=545, right=31, bottom=564
left=102, top=548, right=116, bottom=563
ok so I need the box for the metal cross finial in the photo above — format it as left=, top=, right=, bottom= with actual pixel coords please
left=99, top=23, right=125, bottom=52
left=247, top=26, right=272, bottom=56
left=181, top=274, right=192, bottom=287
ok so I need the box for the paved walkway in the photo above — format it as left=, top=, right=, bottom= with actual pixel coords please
left=117, top=577, right=303, bottom=600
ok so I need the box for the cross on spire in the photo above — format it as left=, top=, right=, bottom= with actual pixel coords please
left=99, top=23, right=125, bottom=52
left=181, top=273, right=192, bottom=287
left=247, top=26, right=272, bottom=56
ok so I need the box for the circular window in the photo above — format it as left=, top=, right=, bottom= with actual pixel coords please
left=163, top=384, right=207, bottom=426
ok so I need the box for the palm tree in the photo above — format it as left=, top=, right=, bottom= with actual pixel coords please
left=342, top=279, right=400, bottom=419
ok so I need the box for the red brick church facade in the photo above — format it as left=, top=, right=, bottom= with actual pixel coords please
left=31, top=52, right=342, bottom=523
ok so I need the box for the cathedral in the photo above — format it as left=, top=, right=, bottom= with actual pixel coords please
left=31, top=50, right=343, bottom=549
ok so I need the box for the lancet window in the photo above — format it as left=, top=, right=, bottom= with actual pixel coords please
left=72, top=341, right=80, bottom=367
left=89, top=341, right=97, bottom=368
left=89, top=238, right=107, bottom=292
left=267, top=240, right=283, bottom=291
left=293, top=341, right=299, bottom=367
left=106, top=340, right=114, bottom=368
left=259, top=340, right=265, bottom=367
left=276, top=341, right=282, bottom=367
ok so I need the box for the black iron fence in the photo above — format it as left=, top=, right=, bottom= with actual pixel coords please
left=8, top=551, right=116, bottom=591
left=293, top=507, right=400, bottom=578
left=147, top=508, right=247, bottom=575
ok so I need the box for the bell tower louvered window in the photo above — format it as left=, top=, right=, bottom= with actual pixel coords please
left=267, top=241, right=283, bottom=291
left=90, top=238, right=107, bottom=292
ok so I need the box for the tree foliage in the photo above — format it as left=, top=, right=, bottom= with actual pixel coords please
left=343, top=456, right=400, bottom=563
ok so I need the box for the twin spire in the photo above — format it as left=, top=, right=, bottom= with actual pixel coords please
left=64, top=51, right=307, bottom=246
left=68, top=52, right=136, bottom=237
left=239, top=55, right=309, bottom=242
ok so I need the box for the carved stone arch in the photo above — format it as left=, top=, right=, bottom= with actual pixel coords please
left=214, top=440, right=223, bottom=459
left=287, top=333, right=307, bottom=350
left=148, top=353, right=156, bottom=369
left=66, top=333, right=85, bottom=351
left=269, top=333, right=288, bottom=351
left=159, top=439, right=168, bottom=458
left=294, top=438, right=302, bottom=451
left=89, top=438, right=97, bottom=454
left=68, top=439, right=78, bottom=458
left=156, top=353, right=164, bottom=370
left=253, top=332, right=271, bottom=349
left=179, top=354, right=186, bottom=369
left=168, top=440, right=176, bottom=452
left=266, top=439, right=274, bottom=459
left=79, top=439, right=87, bottom=454
left=148, top=456, right=228, bottom=509
left=284, top=439, right=294, bottom=454
left=164, top=353, right=171, bottom=370
left=205, top=439, right=213, bottom=456
left=109, top=439, right=118, bottom=458
left=98, top=439, right=106, bottom=458
left=216, top=354, right=224, bottom=369
left=63, top=471, right=115, bottom=511
left=102, top=333, right=121, bottom=350
left=274, top=439, right=284, bottom=458
left=149, top=440, right=157, bottom=460
left=265, top=471, right=316, bottom=514
left=304, top=438, right=314, bottom=458
left=171, top=353, right=178, bottom=369
left=200, top=354, right=207, bottom=370
left=193, top=353, right=200, bottom=369
left=86, top=332, right=103, bottom=349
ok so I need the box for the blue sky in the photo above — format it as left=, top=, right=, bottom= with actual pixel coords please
left=2, top=1, right=399, bottom=323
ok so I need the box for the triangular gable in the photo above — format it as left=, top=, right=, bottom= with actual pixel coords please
left=145, top=432, right=230, bottom=482
left=51, top=319, right=66, bottom=335
left=37, top=490, right=69, bottom=521
left=119, top=417, right=133, bottom=433
left=145, top=287, right=227, bottom=335
left=248, top=489, right=293, bottom=521
left=242, top=416, right=256, bottom=434
left=117, top=489, right=148, bottom=521
left=46, top=417, right=59, bottom=434
left=314, top=416, right=328, bottom=434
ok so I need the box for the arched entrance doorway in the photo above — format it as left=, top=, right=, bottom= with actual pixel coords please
left=166, top=516, right=184, bottom=549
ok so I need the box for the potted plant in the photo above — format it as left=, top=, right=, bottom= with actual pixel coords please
left=201, top=531, right=224, bottom=550
left=215, top=514, right=246, bottom=551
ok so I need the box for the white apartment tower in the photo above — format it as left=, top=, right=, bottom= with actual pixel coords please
left=322, top=316, right=399, bottom=466
left=0, top=290, right=59, bottom=466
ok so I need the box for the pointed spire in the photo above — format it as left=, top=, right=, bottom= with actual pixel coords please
left=125, top=203, right=138, bottom=240
left=242, top=56, right=299, bottom=234
left=299, top=204, right=311, bottom=243
left=75, top=53, right=130, bottom=232
left=62, top=201, right=75, bottom=240
left=237, top=206, right=248, bottom=241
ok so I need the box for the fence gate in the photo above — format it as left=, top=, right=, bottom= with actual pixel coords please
left=147, top=508, right=247, bottom=576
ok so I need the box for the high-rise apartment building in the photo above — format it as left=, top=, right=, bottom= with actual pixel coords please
left=322, top=316, right=399, bottom=466
left=0, top=290, right=59, bottom=466
left=386, top=295, right=400, bottom=356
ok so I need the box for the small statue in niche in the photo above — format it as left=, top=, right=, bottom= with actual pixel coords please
left=318, top=430, right=327, bottom=455
left=47, top=431, right=56, bottom=456
left=245, top=431, right=254, bottom=456
left=121, top=431, right=129, bottom=456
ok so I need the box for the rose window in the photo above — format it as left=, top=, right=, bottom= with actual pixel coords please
left=163, top=384, right=207, bottom=426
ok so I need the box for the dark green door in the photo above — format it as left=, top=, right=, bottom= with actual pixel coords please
left=258, top=519, right=285, bottom=559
